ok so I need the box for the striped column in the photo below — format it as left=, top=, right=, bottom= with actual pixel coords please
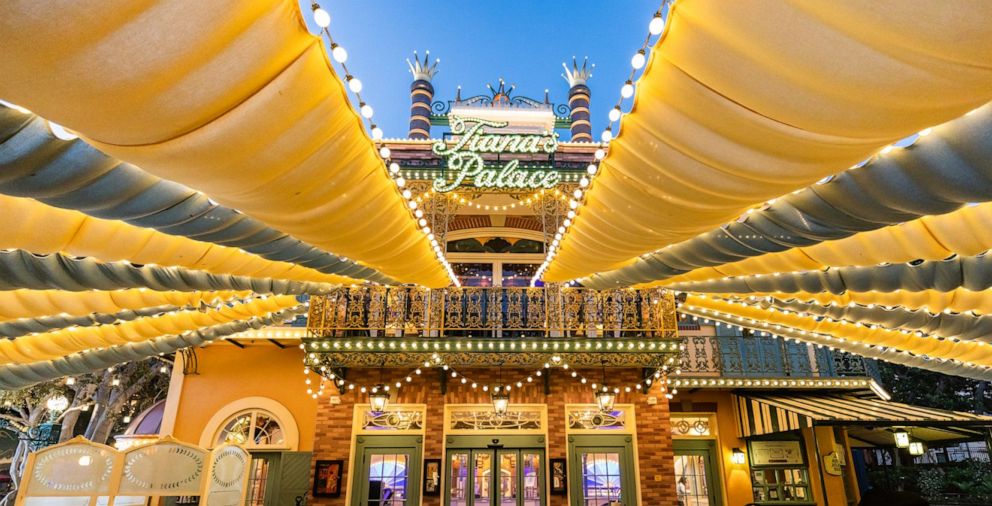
left=409, top=79, right=434, bottom=139
left=568, top=84, right=592, bottom=142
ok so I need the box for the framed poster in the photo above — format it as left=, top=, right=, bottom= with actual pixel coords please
left=749, top=440, right=805, bottom=466
left=313, top=459, right=344, bottom=498
left=423, top=459, right=441, bottom=496
left=550, top=458, right=567, bottom=495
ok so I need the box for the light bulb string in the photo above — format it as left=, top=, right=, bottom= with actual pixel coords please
left=304, top=352, right=678, bottom=399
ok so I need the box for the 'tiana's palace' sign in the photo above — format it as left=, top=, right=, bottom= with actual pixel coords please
left=432, top=116, right=561, bottom=192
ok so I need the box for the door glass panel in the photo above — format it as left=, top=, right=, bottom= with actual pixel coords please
left=450, top=452, right=469, bottom=506
left=453, top=263, right=494, bottom=287
left=499, top=452, right=517, bottom=504
left=674, top=454, right=711, bottom=506
left=474, top=451, right=492, bottom=506
left=522, top=453, right=541, bottom=506
left=368, top=453, right=409, bottom=505
left=245, top=457, right=269, bottom=506
left=581, top=452, right=623, bottom=506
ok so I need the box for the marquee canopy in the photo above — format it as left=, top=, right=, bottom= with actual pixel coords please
left=0, top=0, right=991, bottom=386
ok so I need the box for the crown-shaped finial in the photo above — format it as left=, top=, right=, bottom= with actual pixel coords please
left=562, top=56, right=594, bottom=87
left=406, top=50, right=440, bottom=82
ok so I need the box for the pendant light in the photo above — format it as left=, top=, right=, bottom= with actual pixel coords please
left=893, top=429, right=910, bottom=449
left=595, top=360, right=616, bottom=412
left=492, top=364, right=510, bottom=417
left=369, top=360, right=390, bottom=413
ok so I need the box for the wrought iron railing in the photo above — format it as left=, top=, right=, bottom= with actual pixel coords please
left=678, top=335, right=871, bottom=378
left=306, top=286, right=678, bottom=338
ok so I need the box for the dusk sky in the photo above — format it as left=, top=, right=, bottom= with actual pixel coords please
left=305, top=0, right=665, bottom=139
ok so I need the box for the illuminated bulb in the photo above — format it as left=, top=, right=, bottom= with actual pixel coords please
left=573, top=189, right=583, bottom=199
left=65, top=377, right=75, bottom=386
left=331, top=45, right=348, bottom=64
left=313, top=7, right=331, bottom=28
left=347, top=76, right=363, bottom=93
left=402, top=189, right=412, bottom=199
left=379, top=147, right=391, bottom=158
left=389, top=162, right=401, bottom=174
left=649, top=14, right=665, bottom=35
left=396, top=177, right=406, bottom=188
left=415, top=209, right=424, bottom=218
left=408, top=201, right=418, bottom=209
left=360, top=103, right=374, bottom=118
left=371, top=126, right=384, bottom=140
left=601, top=129, right=613, bottom=142
left=608, top=106, right=622, bottom=122
left=620, top=81, right=635, bottom=99
left=631, top=50, right=646, bottom=70
left=418, top=218, right=428, bottom=227
left=594, top=149, right=606, bottom=160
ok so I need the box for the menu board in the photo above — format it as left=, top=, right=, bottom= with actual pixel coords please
left=749, top=440, right=805, bottom=466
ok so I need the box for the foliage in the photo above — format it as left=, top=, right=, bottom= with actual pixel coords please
left=870, top=461, right=992, bottom=503
left=877, top=362, right=991, bottom=413
left=917, top=468, right=945, bottom=498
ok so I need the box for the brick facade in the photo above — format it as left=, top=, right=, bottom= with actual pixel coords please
left=311, top=367, right=676, bottom=506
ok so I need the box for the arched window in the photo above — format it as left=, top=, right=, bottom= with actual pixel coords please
left=214, top=409, right=287, bottom=449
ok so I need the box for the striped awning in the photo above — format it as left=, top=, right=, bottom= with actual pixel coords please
left=734, top=392, right=992, bottom=438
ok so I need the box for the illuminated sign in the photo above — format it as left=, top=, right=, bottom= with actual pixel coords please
left=432, top=116, right=561, bottom=192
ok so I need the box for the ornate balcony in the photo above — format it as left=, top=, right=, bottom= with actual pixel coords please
left=678, top=334, right=877, bottom=379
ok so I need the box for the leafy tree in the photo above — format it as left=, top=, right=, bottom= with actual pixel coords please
left=878, top=362, right=991, bottom=414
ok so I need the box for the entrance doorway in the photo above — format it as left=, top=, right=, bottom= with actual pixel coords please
left=673, top=440, right=722, bottom=506
left=568, top=435, right=638, bottom=506
left=445, top=435, right=546, bottom=506
left=351, top=435, right=424, bottom=506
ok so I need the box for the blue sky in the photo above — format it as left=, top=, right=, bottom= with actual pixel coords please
left=306, top=0, right=663, bottom=139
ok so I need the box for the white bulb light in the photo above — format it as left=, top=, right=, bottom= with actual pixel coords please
left=621, top=82, right=635, bottom=99
left=371, top=127, right=384, bottom=139
left=379, top=147, right=391, bottom=158
left=601, top=129, right=613, bottom=142
left=608, top=107, right=622, bottom=123
left=594, top=148, right=606, bottom=160
left=631, top=51, right=646, bottom=70
left=331, top=45, right=348, bottom=63
left=649, top=15, right=665, bottom=35
left=360, top=104, right=374, bottom=118
left=389, top=162, right=400, bottom=174
left=348, top=77, right=363, bottom=93
left=313, top=8, right=331, bottom=28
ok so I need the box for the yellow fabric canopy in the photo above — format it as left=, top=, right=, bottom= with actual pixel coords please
left=0, top=295, right=299, bottom=364
left=0, top=195, right=354, bottom=286
left=545, top=0, right=992, bottom=281
left=0, top=289, right=245, bottom=322
left=685, top=295, right=992, bottom=367
left=645, top=203, right=992, bottom=287
left=0, top=0, right=448, bottom=287
left=742, top=290, right=992, bottom=317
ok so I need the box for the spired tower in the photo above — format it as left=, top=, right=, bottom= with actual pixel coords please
left=406, top=51, right=440, bottom=139
left=562, top=57, right=594, bottom=142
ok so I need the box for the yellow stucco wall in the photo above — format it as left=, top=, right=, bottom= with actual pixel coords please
left=675, top=390, right=858, bottom=506
left=167, top=343, right=318, bottom=451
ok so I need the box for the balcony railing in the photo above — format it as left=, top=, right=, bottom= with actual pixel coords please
left=678, top=335, right=873, bottom=378
left=307, top=286, right=678, bottom=338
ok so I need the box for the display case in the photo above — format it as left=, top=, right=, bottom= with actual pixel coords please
left=747, top=438, right=814, bottom=505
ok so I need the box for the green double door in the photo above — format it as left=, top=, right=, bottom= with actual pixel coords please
left=445, top=435, right=546, bottom=506
left=351, top=435, right=423, bottom=506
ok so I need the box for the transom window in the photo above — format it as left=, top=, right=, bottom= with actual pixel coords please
left=214, top=409, right=286, bottom=449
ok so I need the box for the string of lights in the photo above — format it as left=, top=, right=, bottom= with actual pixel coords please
left=308, top=2, right=458, bottom=286
left=531, top=2, right=670, bottom=286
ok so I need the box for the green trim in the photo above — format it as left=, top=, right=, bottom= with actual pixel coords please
left=673, top=440, right=723, bottom=506
left=568, top=434, right=638, bottom=506
left=350, top=435, right=424, bottom=506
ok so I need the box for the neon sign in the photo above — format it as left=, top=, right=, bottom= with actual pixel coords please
left=432, top=116, right=561, bottom=192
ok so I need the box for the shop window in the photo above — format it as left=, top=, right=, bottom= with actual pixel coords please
left=214, top=409, right=286, bottom=448
left=747, top=439, right=812, bottom=504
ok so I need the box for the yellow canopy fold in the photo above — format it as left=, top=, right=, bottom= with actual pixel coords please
left=546, top=0, right=992, bottom=281
left=0, top=0, right=448, bottom=287
left=0, top=295, right=299, bottom=364
left=646, top=203, right=992, bottom=287
left=685, top=295, right=992, bottom=367
left=0, top=289, right=246, bottom=322
left=743, top=290, right=992, bottom=317
left=0, top=195, right=355, bottom=285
